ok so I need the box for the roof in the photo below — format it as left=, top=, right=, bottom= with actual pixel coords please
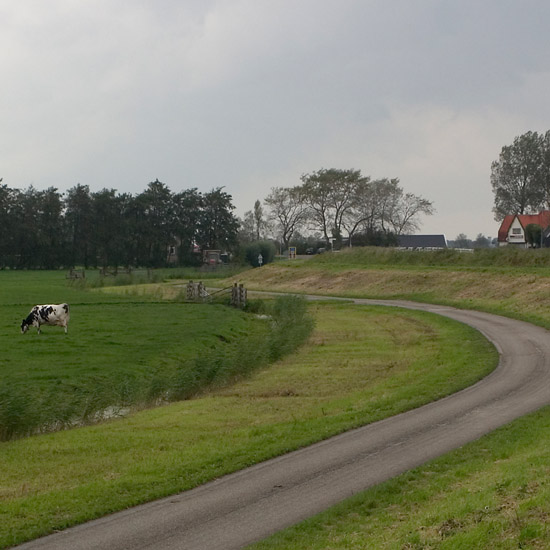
left=497, top=214, right=515, bottom=242
left=397, top=235, right=447, bottom=249
left=497, top=211, right=550, bottom=242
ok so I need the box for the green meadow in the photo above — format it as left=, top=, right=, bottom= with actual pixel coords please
left=0, top=271, right=277, bottom=440
left=0, top=269, right=496, bottom=548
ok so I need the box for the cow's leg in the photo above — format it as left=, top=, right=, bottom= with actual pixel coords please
left=37, top=326, right=41, bottom=335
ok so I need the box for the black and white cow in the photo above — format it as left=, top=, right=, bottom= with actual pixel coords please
left=21, top=304, right=70, bottom=334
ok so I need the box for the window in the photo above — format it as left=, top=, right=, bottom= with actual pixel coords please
left=512, top=228, right=522, bottom=235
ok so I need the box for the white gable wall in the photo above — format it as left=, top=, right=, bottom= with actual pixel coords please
left=507, top=217, right=526, bottom=245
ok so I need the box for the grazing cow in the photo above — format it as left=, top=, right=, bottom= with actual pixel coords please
left=21, top=303, right=70, bottom=334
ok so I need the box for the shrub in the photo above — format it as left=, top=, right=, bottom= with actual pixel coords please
left=244, top=241, right=277, bottom=267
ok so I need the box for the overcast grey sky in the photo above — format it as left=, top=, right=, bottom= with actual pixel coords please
left=2, top=0, right=550, bottom=240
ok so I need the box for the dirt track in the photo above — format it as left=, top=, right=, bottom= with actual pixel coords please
left=16, top=299, right=550, bottom=550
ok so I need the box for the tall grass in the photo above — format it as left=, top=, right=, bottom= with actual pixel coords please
left=168, top=295, right=314, bottom=401
left=312, top=245, right=550, bottom=268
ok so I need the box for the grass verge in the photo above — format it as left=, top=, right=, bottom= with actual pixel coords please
left=0, top=302, right=495, bottom=548
left=247, top=406, right=550, bottom=550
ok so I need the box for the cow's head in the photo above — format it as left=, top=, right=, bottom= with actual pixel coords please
left=21, top=319, right=30, bottom=334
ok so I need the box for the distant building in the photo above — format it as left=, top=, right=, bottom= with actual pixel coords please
left=397, top=234, right=447, bottom=250
left=497, top=211, right=550, bottom=247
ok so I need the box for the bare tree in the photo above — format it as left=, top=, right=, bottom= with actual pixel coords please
left=381, top=180, right=435, bottom=235
left=264, top=187, right=309, bottom=251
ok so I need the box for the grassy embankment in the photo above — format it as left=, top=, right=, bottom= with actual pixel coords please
left=0, top=270, right=285, bottom=441
left=228, top=246, right=550, bottom=328
left=227, top=247, right=550, bottom=550
left=0, top=267, right=494, bottom=548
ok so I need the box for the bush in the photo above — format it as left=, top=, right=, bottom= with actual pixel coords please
left=244, top=241, right=276, bottom=267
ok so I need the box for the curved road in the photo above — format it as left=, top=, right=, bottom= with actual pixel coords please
left=16, top=299, right=550, bottom=550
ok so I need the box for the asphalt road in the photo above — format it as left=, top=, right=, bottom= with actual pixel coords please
left=15, top=299, right=550, bottom=550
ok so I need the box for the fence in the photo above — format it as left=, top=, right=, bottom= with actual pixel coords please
left=185, top=281, right=247, bottom=308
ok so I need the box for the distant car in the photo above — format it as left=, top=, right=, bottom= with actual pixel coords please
left=305, top=248, right=315, bottom=255
left=317, top=248, right=326, bottom=254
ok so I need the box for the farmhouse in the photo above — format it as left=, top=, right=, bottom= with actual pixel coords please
left=397, top=234, right=447, bottom=250
left=497, top=210, right=550, bottom=247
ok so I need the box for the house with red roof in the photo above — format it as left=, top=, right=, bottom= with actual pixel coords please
left=497, top=210, right=550, bottom=247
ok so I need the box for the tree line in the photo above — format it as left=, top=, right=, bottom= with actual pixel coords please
left=241, top=168, right=434, bottom=250
left=0, top=167, right=436, bottom=269
left=491, top=130, right=550, bottom=220
left=0, top=180, right=239, bottom=269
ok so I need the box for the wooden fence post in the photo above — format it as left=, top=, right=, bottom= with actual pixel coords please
left=186, top=280, right=196, bottom=301
left=231, top=282, right=239, bottom=307
left=239, top=283, right=247, bottom=308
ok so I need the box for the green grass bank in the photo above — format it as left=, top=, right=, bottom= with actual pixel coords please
left=0, top=292, right=494, bottom=547
left=229, top=247, right=550, bottom=328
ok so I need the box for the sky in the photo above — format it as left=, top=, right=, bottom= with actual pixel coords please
left=2, top=1, right=550, bottom=241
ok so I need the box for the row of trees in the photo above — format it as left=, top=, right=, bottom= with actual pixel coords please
left=0, top=168, right=435, bottom=269
left=241, top=169, right=435, bottom=249
left=491, top=130, right=550, bottom=220
left=0, top=180, right=239, bottom=269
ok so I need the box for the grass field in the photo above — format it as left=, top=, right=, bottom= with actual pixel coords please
left=1, top=301, right=269, bottom=439
left=0, top=271, right=279, bottom=440
left=217, top=248, right=550, bottom=549
left=0, top=273, right=495, bottom=548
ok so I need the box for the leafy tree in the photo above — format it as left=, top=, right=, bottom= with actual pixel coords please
left=0, top=184, right=19, bottom=268
left=11, top=186, right=45, bottom=268
left=91, top=189, right=130, bottom=268
left=238, top=210, right=256, bottom=244
left=452, top=233, right=472, bottom=248
left=197, top=188, right=239, bottom=250
left=301, top=168, right=366, bottom=246
left=525, top=224, right=542, bottom=248
left=253, top=199, right=266, bottom=241
left=540, top=130, right=550, bottom=209
left=342, top=178, right=401, bottom=244
left=131, top=180, right=175, bottom=267
left=65, top=184, right=94, bottom=267
left=37, top=187, right=65, bottom=268
left=473, top=233, right=491, bottom=248
left=173, top=188, right=202, bottom=265
left=491, top=131, right=544, bottom=220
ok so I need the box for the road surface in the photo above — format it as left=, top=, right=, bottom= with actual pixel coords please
left=15, top=299, right=550, bottom=550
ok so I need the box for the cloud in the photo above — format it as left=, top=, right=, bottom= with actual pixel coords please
left=2, top=1, right=550, bottom=240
